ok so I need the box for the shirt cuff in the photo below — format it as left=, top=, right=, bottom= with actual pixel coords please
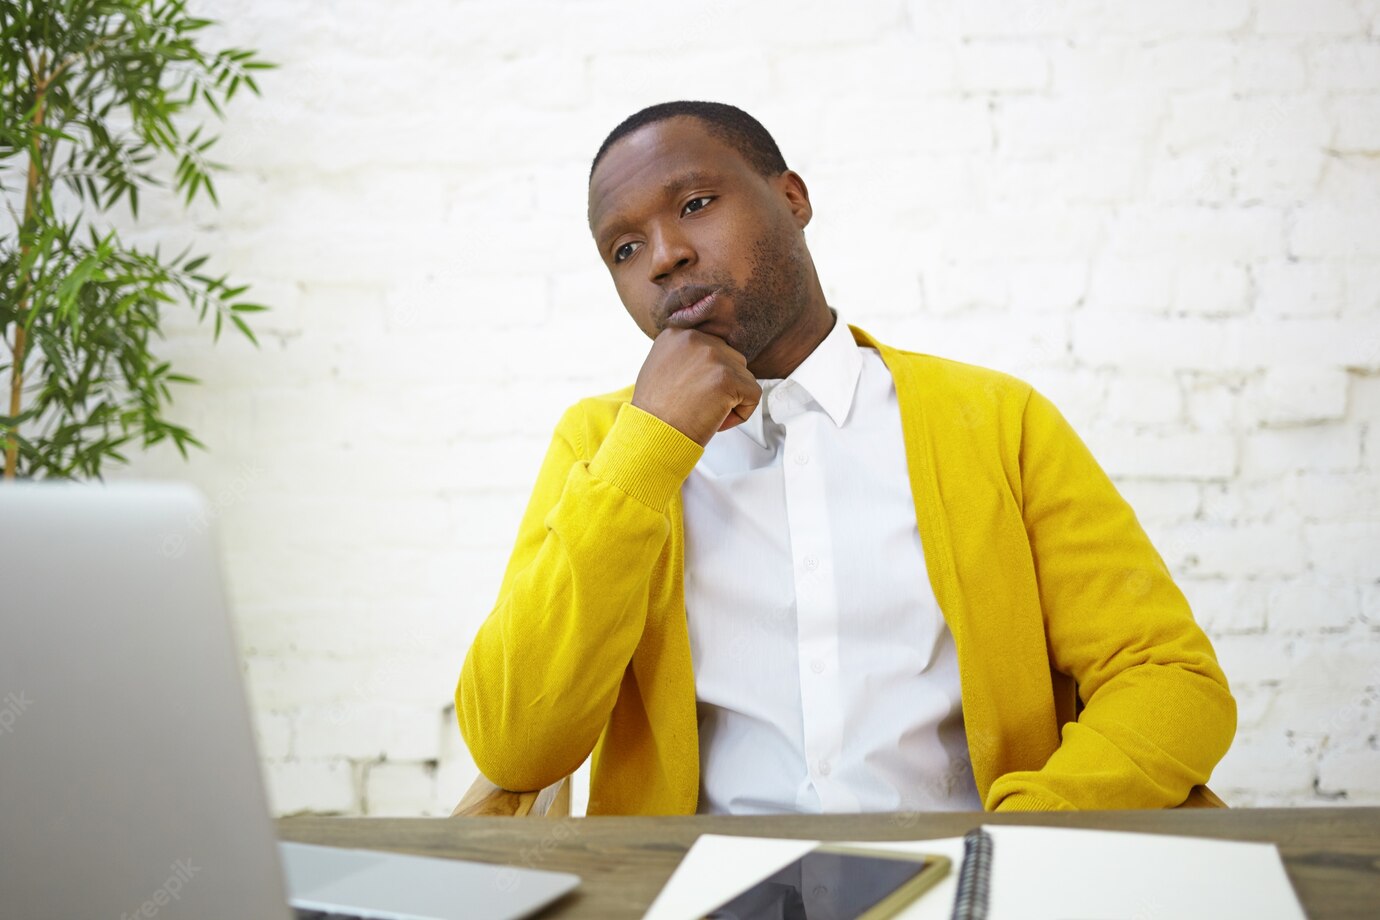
left=587, top=402, right=704, bottom=511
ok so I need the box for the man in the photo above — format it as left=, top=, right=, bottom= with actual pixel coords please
left=455, top=100, right=1235, bottom=815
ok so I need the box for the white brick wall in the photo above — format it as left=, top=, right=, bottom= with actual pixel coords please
left=98, top=0, right=1380, bottom=814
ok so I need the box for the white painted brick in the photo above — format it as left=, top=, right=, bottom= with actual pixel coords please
left=364, top=760, right=440, bottom=817
left=1084, top=428, right=1236, bottom=479
left=1179, top=576, right=1270, bottom=634
left=1232, top=41, right=1309, bottom=94
left=1361, top=374, right=1380, bottom=424
left=1313, top=151, right=1380, bottom=205
left=245, top=654, right=452, bottom=711
left=1344, top=264, right=1380, bottom=317
left=1022, top=367, right=1106, bottom=424
left=1144, top=153, right=1235, bottom=205
left=1293, top=471, right=1380, bottom=522
left=829, top=267, right=926, bottom=320
left=1071, top=315, right=1242, bottom=370
left=1331, top=95, right=1380, bottom=150
left=1087, top=258, right=1174, bottom=314
left=1052, top=36, right=1238, bottom=94
left=773, top=38, right=957, bottom=97
left=1164, top=94, right=1330, bottom=158
left=385, top=272, right=551, bottom=334
left=1255, top=0, right=1363, bottom=34
left=1286, top=635, right=1380, bottom=695
left=811, top=156, right=976, bottom=217
left=1267, top=577, right=1361, bottom=632
left=1241, top=424, right=1362, bottom=479
left=1364, top=581, right=1380, bottom=627
left=1154, top=520, right=1307, bottom=579
left=1173, top=262, right=1250, bottom=316
left=1201, top=475, right=1310, bottom=524
left=938, top=206, right=1102, bottom=260
left=1318, top=748, right=1380, bottom=798
left=821, top=100, right=991, bottom=157
left=1213, top=731, right=1316, bottom=796
left=1249, top=366, right=1350, bottom=426
left=1291, top=205, right=1380, bottom=258
left=252, top=711, right=294, bottom=760
left=264, top=759, right=357, bottom=815
left=237, top=598, right=451, bottom=658
left=1143, top=38, right=1236, bottom=90
left=1238, top=317, right=1380, bottom=370
left=955, top=41, right=1050, bottom=92
left=905, top=0, right=1075, bottom=38
left=1234, top=151, right=1330, bottom=206
left=1254, top=261, right=1344, bottom=318
left=1308, top=41, right=1380, bottom=91
left=994, top=95, right=1163, bottom=154
left=1230, top=683, right=1277, bottom=732
left=923, top=259, right=1009, bottom=313
left=589, top=49, right=773, bottom=106
left=1305, top=522, right=1380, bottom=578
left=981, top=148, right=1144, bottom=204
left=1105, top=374, right=1183, bottom=426
left=1112, top=0, right=1251, bottom=33
left=1211, top=634, right=1293, bottom=684
left=1007, top=260, right=1089, bottom=313
left=294, top=704, right=443, bottom=762
left=1109, top=205, right=1286, bottom=261
left=1116, top=480, right=1201, bottom=523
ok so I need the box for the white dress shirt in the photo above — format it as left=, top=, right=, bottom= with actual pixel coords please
left=681, top=308, right=983, bottom=815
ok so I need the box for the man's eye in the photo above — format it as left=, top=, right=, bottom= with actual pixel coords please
left=613, top=242, right=639, bottom=264
left=683, top=196, right=713, bottom=215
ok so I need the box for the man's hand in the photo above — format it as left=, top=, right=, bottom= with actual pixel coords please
left=630, top=327, right=762, bottom=448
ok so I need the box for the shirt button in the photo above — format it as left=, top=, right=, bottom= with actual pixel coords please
left=803, top=554, right=819, bottom=571
left=810, top=659, right=825, bottom=674
left=793, top=450, right=808, bottom=465
left=818, top=760, right=831, bottom=776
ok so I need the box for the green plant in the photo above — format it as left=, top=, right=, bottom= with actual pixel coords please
left=0, top=0, right=274, bottom=480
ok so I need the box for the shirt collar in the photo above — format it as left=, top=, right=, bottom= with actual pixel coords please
left=736, top=308, right=862, bottom=450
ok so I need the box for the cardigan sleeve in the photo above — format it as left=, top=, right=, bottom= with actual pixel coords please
left=987, top=387, right=1237, bottom=811
left=455, top=400, right=703, bottom=792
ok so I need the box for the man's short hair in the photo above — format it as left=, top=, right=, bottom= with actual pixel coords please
left=588, top=100, right=790, bottom=184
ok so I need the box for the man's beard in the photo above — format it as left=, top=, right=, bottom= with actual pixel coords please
left=717, top=224, right=811, bottom=366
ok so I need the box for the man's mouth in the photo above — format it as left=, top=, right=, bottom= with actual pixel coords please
left=666, top=290, right=719, bottom=328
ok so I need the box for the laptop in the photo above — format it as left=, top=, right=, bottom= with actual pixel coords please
left=0, top=480, right=580, bottom=920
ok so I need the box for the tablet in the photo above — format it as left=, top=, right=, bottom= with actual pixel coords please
left=700, top=843, right=951, bottom=920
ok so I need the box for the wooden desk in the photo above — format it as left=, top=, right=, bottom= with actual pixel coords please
left=278, top=807, right=1380, bottom=919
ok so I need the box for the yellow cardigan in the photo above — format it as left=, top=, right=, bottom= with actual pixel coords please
left=456, top=323, right=1236, bottom=814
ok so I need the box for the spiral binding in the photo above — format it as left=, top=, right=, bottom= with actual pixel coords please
left=951, top=827, right=993, bottom=920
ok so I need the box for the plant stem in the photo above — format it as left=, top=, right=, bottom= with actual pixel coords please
left=5, top=56, right=49, bottom=480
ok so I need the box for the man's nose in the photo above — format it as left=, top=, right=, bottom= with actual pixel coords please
left=647, top=223, right=695, bottom=282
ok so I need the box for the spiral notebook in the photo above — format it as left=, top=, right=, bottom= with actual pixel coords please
left=643, top=825, right=1308, bottom=920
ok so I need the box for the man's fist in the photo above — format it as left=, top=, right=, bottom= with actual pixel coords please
left=630, top=327, right=762, bottom=448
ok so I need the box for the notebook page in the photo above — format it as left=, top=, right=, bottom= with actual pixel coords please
left=983, top=824, right=1307, bottom=920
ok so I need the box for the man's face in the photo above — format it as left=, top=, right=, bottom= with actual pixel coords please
left=587, top=116, right=814, bottom=367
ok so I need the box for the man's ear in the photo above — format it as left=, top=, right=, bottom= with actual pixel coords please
left=777, top=170, right=812, bottom=229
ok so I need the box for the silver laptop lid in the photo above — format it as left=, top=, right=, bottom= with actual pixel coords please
left=0, top=480, right=293, bottom=920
